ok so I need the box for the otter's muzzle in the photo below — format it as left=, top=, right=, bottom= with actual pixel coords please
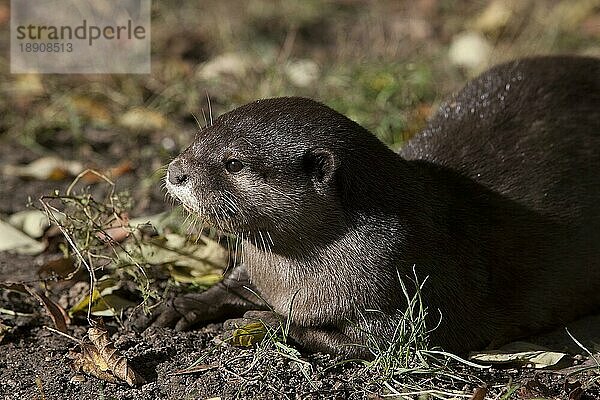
left=167, top=160, right=188, bottom=186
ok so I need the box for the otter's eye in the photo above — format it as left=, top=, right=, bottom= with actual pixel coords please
left=225, top=159, right=244, bottom=173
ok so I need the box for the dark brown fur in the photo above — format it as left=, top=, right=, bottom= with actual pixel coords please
left=156, top=56, right=600, bottom=356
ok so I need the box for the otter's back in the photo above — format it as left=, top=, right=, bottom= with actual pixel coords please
left=400, top=56, right=600, bottom=222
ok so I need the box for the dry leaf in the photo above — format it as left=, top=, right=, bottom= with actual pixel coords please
left=71, top=323, right=145, bottom=386
left=71, top=344, right=118, bottom=384
left=106, top=160, right=134, bottom=179
left=80, top=161, right=134, bottom=183
left=518, top=377, right=550, bottom=398
left=197, top=52, right=248, bottom=80
left=89, top=294, right=138, bottom=317
left=69, top=288, right=103, bottom=316
left=229, top=322, right=267, bottom=347
left=119, top=107, right=166, bottom=131
left=68, top=95, right=112, bottom=125
left=24, top=285, right=70, bottom=333
left=95, top=213, right=130, bottom=243
left=167, top=266, right=223, bottom=286
left=0, top=283, right=70, bottom=332
left=469, top=346, right=567, bottom=369
left=565, top=380, right=584, bottom=400
left=0, top=219, right=46, bottom=255
left=68, top=277, right=135, bottom=317
left=38, top=257, right=77, bottom=280
left=120, top=232, right=227, bottom=287
left=87, top=324, right=145, bottom=386
left=149, top=233, right=227, bottom=269
left=470, top=386, right=487, bottom=400
left=12, top=74, right=45, bottom=97
left=2, top=156, right=84, bottom=181
left=8, top=210, right=51, bottom=238
left=127, top=212, right=171, bottom=231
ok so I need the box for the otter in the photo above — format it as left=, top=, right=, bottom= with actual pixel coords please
left=155, top=55, right=600, bottom=356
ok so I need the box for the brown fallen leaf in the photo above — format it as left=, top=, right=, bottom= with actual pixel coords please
left=23, top=285, right=70, bottom=333
left=84, top=323, right=146, bottom=386
left=518, top=377, right=550, bottom=398
left=80, top=161, right=134, bottom=183
left=95, top=213, right=130, bottom=243
left=68, top=95, right=112, bottom=125
left=469, top=386, right=487, bottom=400
left=569, top=387, right=584, bottom=400
left=71, top=344, right=119, bottom=384
left=0, top=283, right=70, bottom=332
left=565, top=380, right=584, bottom=400
left=38, top=257, right=77, bottom=280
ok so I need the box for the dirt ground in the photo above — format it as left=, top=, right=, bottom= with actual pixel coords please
left=1, top=1, right=600, bottom=399
left=1, top=255, right=599, bottom=400
left=1, top=242, right=599, bottom=400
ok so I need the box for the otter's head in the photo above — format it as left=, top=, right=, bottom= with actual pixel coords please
left=165, top=97, right=392, bottom=249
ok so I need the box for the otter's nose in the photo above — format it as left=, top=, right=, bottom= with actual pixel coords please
left=167, top=160, right=189, bottom=185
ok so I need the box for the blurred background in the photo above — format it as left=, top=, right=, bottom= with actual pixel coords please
left=0, top=0, right=598, bottom=217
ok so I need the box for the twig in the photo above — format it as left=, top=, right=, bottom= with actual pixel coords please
left=0, top=307, right=35, bottom=317
left=43, top=325, right=79, bottom=343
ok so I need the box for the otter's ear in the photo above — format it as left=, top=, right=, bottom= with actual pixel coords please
left=303, top=147, right=336, bottom=194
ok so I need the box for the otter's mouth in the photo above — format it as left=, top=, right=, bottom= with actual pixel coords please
left=165, top=173, right=240, bottom=234
left=165, top=175, right=199, bottom=212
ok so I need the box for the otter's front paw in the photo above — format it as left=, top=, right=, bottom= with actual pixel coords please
left=150, top=276, right=265, bottom=331
left=152, top=292, right=215, bottom=331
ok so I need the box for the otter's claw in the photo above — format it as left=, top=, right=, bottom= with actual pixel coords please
left=151, top=293, right=211, bottom=330
left=148, top=265, right=268, bottom=332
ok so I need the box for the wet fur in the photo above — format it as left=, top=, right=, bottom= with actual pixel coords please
left=159, top=56, right=600, bottom=355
